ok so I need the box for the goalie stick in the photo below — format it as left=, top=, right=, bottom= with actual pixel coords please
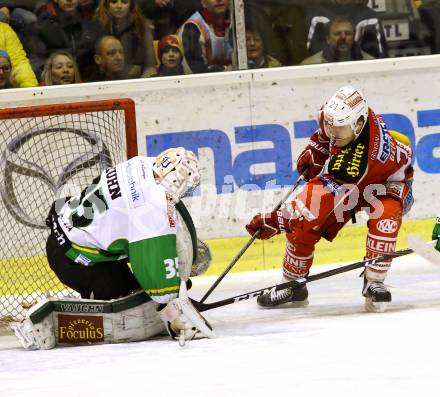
left=199, top=172, right=308, bottom=303
left=193, top=247, right=414, bottom=312
left=407, top=235, right=438, bottom=265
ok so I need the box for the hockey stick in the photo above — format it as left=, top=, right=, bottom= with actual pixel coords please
left=407, top=236, right=437, bottom=265
left=199, top=172, right=307, bottom=303
left=193, top=247, right=414, bottom=312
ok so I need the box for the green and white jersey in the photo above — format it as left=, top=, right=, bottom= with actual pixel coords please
left=56, top=156, right=180, bottom=303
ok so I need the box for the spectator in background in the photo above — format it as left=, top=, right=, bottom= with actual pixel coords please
left=0, top=21, right=38, bottom=87
left=419, top=0, right=440, bottom=54
left=78, top=0, right=99, bottom=19
left=33, top=1, right=99, bottom=19
left=306, top=0, right=388, bottom=59
left=152, top=34, right=184, bottom=77
left=178, top=0, right=232, bottom=74
left=301, top=16, right=374, bottom=64
left=138, top=0, right=200, bottom=40
left=95, top=0, right=156, bottom=78
left=0, top=6, right=9, bottom=23
left=41, top=49, right=81, bottom=85
left=246, top=27, right=282, bottom=69
left=89, top=35, right=127, bottom=81
left=0, top=49, right=12, bottom=88
left=267, top=2, right=309, bottom=66
left=26, top=0, right=102, bottom=80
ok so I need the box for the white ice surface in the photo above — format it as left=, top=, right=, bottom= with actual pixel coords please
left=1, top=255, right=440, bottom=397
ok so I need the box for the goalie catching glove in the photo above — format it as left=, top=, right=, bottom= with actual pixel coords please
left=246, top=208, right=293, bottom=240
left=159, top=280, right=214, bottom=341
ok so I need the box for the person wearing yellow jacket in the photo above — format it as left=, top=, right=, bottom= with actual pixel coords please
left=0, top=22, right=37, bottom=88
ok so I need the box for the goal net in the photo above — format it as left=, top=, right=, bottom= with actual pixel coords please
left=0, top=99, right=137, bottom=321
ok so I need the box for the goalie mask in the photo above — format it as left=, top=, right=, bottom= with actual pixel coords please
left=153, top=147, right=200, bottom=202
left=322, top=86, right=368, bottom=146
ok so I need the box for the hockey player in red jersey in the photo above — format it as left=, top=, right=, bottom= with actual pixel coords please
left=246, top=86, right=414, bottom=312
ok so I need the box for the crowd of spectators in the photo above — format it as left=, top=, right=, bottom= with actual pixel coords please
left=0, top=0, right=438, bottom=89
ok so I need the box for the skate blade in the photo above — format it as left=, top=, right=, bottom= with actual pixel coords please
left=364, top=298, right=388, bottom=313
left=258, top=299, right=309, bottom=309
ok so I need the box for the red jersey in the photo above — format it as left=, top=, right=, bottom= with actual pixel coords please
left=313, top=108, right=413, bottom=212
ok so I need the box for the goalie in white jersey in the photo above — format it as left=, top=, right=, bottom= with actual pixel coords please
left=13, top=147, right=214, bottom=349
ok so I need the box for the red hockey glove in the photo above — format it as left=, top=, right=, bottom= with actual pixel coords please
left=245, top=209, right=292, bottom=240
left=297, top=131, right=330, bottom=180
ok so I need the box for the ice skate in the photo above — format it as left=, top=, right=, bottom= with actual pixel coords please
left=257, top=283, right=309, bottom=308
left=362, top=277, right=391, bottom=313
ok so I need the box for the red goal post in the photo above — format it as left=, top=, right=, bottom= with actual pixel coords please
left=0, top=98, right=138, bottom=157
left=0, top=98, right=138, bottom=321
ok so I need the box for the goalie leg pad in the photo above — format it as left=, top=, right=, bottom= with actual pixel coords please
left=12, top=291, right=167, bottom=349
left=11, top=299, right=56, bottom=350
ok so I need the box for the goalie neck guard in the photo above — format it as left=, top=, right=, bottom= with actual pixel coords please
left=153, top=147, right=200, bottom=202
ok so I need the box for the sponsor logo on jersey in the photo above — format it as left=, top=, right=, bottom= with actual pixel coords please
left=139, top=158, right=147, bottom=179
left=404, top=185, right=414, bottom=214
left=328, top=141, right=367, bottom=182
left=283, top=249, right=311, bottom=271
left=105, top=167, right=122, bottom=200
left=376, top=121, right=391, bottom=163
left=124, top=159, right=145, bottom=208
left=58, top=314, right=104, bottom=344
left=385, top=181, right=404, bottom=199
left=319, top=176, right=344, bottom=196
left=59, top=214, right=73, bottom=232
left=52, top=218, right=67, bottom=246
left=74, top=254, right=92, bottom=266
left=367, top=237, right=396, bottom=253
left=377, top=219, right=399, bottom=234
left=371, top=135, right=380, bottom=160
